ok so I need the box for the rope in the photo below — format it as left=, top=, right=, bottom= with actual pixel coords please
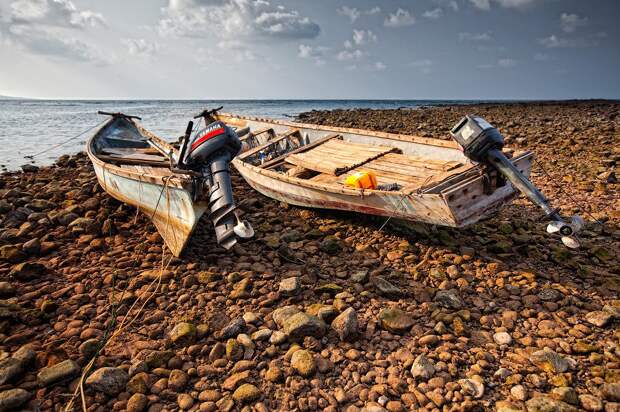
left=533, top=158, right=604, bottom=225
left=24, top=119, right=108, bottom=159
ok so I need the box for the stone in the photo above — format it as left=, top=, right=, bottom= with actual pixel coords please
left=85, top=367, right=129, bottom=396
left=226, top=339, right=244, bottom=361
left=232, top=383, right=261, bottom=403
left=0, top=388, right=31, bottom=412
left=168, top=369, right=189, bottom=391
left=229, top=277, right=252, bottom=299
left=331, top=307, right=358, bottom=341
left=0, top=245, right=25, bottom=263
left=411, top=355, right=435, bottom=380
left=291, top=350, right=316, bottom=377
left=378, top=308, right=414, bottom=334
left=315, top=283, right=343, bottom=295
left=279, top=277, right=301, bottom=296
left=177, top=393, right=194, bottom=410
left=283, top=312, right=326, bottom=341
left=585, top=311, right=613, bottom=328
left=525, top=396, right=578, bottom=412
left=320, top=237, right=341, bottom=254
left=373, top=276, right=401, bottom=298
left=126, top=393, right=148, bottom=412
left=459, top=377, right=485, bottom=399
left=169, top=322, right=196, bottom=346
left=530, top=348, right=570, bottom=373
left=552, top=387, right=578, bottom=405
left=265, top=366, right=283, bottom=382
left=37, top=359, right=80, bottom=386
left=222, top=371, right=251, bottom=391
left=251, top=329, right=272, bottom=341
left=351, top=270, right=369, bottom=283
left=219, top=317, right=246, bottom=339
left=511, top=385, right=528, bottom=401
left=79, top=338, right=100, bottom=358
left=9, top=262, right=46, bottom=280
left=0, top=358, right=22, bottom=385
left=494, top=331, right=513, bottom=345
left=579, top=394, right=603, bottom=411
left=127, top=372, right=149, bottom=394
left=269, top=330, right=287, bottom=344
left=603, top=383, right=620, bottom=402
left=271, top=306, right=300, bottom=328
left=496, top=401, right=522, bottom=412
left=434, top=289, right=464, bottom=309
left=0, top=282, right=15, bottom=297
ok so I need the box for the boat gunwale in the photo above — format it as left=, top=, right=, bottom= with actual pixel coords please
left=86, top=118, right=191, bottom=189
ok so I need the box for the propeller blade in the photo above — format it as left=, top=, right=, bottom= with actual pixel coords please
left=547, top=221, right=563, bottom=234
left=234, top=219, right=254, bottom=239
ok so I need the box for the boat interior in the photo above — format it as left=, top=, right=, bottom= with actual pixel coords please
left=235, top=123, right=494, bottom=195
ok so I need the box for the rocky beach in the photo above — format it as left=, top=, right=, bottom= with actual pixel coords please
left=0, top=101, right=618, bottom=412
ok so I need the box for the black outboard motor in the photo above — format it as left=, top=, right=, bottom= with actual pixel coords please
left=450, top=115, right=583, bottom=248
left=182, top=120, right=254, bottom=249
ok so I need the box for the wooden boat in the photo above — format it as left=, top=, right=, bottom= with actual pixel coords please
left=211, top=112, right=534, bottom=228
left=86, top=112, right=252, bottom=257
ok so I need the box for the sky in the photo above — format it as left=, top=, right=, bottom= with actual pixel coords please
left=0, top=0, right=618, bottom=100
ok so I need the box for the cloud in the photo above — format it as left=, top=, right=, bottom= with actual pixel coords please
left=298, top=44, right=328, bottom=66
left=433, top=0, right=459, bottom=11
left=122, top=38, right=160, bottom=57
left=560, top=13, right=588, bottom=33
left=352, top=29, right=377, bottom=46
left=459, top=32, right=493, bottom=41
left=159, top=0, right=320, bottom=40
left=0, top=0, right=109, bottom=64
left=384, top=9, right=415, bottom=28
left=538, top=34, right=601, bottom=48
left=336, top=49, right=367, bottom=61
left=423, top=8, right=443, bottom=19
left=533, top=52, right=550, bottom=61
left=470, top=0, right=537, bottom=10
left=336, top=6, right=381, bottom=23
left=409, top=59, right=433, bottom=73
left=372, top=61, right=386, bottom=71
left=478, top=58, right=517, bottom=69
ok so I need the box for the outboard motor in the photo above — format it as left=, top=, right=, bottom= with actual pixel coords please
left=181, top=120, right=254, bottom=249
left=450, top=115, right=583, bottom=248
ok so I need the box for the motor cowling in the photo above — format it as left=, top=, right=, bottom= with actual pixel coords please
left=182, top=121, right=253, bottom=250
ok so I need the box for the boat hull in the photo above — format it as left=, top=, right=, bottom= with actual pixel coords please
left=90, top=157, right=207, bottom=257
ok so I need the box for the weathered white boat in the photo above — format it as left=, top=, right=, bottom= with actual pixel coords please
left=86, top=112, right=253, bottom=256
left=207, top=112, right=530, bottom=227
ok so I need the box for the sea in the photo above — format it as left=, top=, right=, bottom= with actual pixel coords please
left=0, top=99, right=484, bottom=171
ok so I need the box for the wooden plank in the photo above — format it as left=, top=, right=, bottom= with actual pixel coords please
left=261, top=133, right=341, bottom=169
left=238, top=128, right=301, bottom=160
left=97, top=154, right=171, bottom=168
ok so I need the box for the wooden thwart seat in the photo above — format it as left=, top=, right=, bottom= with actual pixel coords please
left=286, top=139, right=398, bottom=176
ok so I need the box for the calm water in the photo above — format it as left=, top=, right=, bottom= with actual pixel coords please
left=0, top=99, right=484, bottom=170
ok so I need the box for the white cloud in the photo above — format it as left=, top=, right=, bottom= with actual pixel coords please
left=384, top=9, right=415, bottom=28
left=423, top=8, right=443, bottom=19
left=470, top=0, right=537, bottom=10
left=373, top=61, right=386, bottom=71
left=336, top=6, right=381, bottom=23
left=0, top=0, right=109, bottom=64
left=352, top=29, right=377, bottom=46
left=459, top=32, right=493, bottom=41
left=336, top=49, right=366, bottom=61
left=298, top=44, right=328, bottom=66
left=159, top=0, right=320, bottom=40
left=122, top=38, right=159, bottom=57
left=409, top=59, right=433, bottom=73
left=534, top=53, right=550, bottom=61
left=433, top=0, right=459, bottom=11
left=560, top=13, right=588, bottom=33
left=538, top=34, right=599, bottom=48
left=498, top=58, right=517, bottom=67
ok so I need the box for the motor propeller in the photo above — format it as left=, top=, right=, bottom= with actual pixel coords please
left=450, top=115, right=584, bottom=248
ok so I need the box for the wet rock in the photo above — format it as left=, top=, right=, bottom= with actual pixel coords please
left=585, top=311, right=613, bottom=328
left=459, top=377, right=485, bottom=399
left=331, top=307, right=358, bottom=341
left=9, top=261, right=46, bottom=280
left=21, top=164, right=39, bottom=173
left=0, top=388, right=31, bottom=412
left=378, top=308, right=414, bottom=334
left=85, top=367, right=129, bottom=395
left=232, top=383, right=261, bottom=404
left=530, top=348, right=570, bottom=373
left=525, top=396, right=578, bottom=412
left=373, top=276, right=401, bottom=298
left=126, top=393, right=149, bottom=412
left=291, top=349, right=316, bottom=377
left=411, top=355, right=435, bottom=380
left=279, top=277, right=301, bottom=296
left=283, top=312, right=326, bottom=341
left=37, top=359, right=80, bottom=386
left=579, top=394, right=603, bottom=411
left=169, top=322, right=196, bottom=346
left=434, top=289, right=464, bottom=309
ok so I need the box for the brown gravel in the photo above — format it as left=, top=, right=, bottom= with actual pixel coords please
left=0, top=101, right=618, bottom=412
